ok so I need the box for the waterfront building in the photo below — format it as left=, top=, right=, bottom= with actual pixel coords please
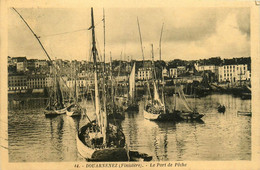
left=27, top=74, right=47, bottom=89
left=27, top=59, right=37, bottom=71
left=162, top=67, right=168, bottom=78
left=218, top=64, right=251, bottom=83
left=8, top=73, right=28, bottom=92
left=169, top=68, right=178, bottom=78
left=35, top=60, right=48, bottom=68
left=194, top=63, right=219, bottom=74
left=137, top=67, right=152, bottom=80
left=12, top=57, right=28, bottom=72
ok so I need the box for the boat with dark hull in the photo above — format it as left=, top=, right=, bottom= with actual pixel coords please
left=217, top=105, right=226, bottom=113
left=66, top=104, right=82, bottom=117
left=126, top=63, right=139, bottom=112
left=77, top=121, right=128, bottom=161
left=12, top=8, right=68, bottom=118
left=171, top=85, right=204, bottom=121
left=76, top=8, right=129, bottom=161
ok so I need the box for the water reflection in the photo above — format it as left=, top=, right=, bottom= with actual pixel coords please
left=8, top=94, right=251, bottom=161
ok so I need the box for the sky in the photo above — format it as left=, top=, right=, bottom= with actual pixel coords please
left=8, top=7, right=250, bottom=61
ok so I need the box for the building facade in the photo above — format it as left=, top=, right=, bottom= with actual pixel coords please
left=218, top=64, right=251, bottom=82
left=8, top=74, right=28, bottom=91
left=137, top=68, right=152, bottom=80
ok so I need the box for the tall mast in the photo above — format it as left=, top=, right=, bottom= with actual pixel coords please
left=12, top=7, right=71, bottom=95
left=151, top=44, right=156, bottom=81
left=110, top=52, right=114, bottom=111
left=91, top=7, right=102, bottom=129
left=159, top=23, right=165, bottom=112
left=137, top=17, right=145, bottom=65
left=159, top=23, right=164, bottom=61
left=102, top=8, right=108, bottom=145
left=137, top=17, right=151, bottom=100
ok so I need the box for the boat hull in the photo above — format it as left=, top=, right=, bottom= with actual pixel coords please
left=143, top=110, right=160, bottom=120
left=177, top=112, right=204, bottom=120
left=44, top=107, right=67, bottom=117
left=66, top=110, right=81, bottom=117
left=126, top=103, right=139, bottom=112
left=217, top=106, right=226, bottom=113
left=237, top=111, right=252, bottom=116
left=77, top=124, right=129, bottom=161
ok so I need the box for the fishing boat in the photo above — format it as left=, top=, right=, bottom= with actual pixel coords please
left=66, top=65, right=82, bottom=117
left=76, top=8, right=129, bottom=161
left=66, top=104, right=81, bottom=117
left=12, top=8, right=68, bottom=117
left=217, top=104, right=226, bottom=113
left=172, top=85, right=204, bottom=120
left=126, top=63, right=139, bottom=111
left=44, top=69, right=67, bottom=117
left=237, top=111, right=252, bottom=116
left=113, top=55, right=129, bottom=111
left=136, top=21, right=177, bottom=121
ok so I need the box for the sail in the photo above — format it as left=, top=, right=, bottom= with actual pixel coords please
left=153, top=82, right=163, bottom=106
left=129, top=63, right=136, bottom=99
left=176, top=86, right=193, bottom=112
left=55, top=78, right=64, bottom=109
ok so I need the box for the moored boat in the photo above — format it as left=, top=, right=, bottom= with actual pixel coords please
left=66, top=104, right=81, bottom=117
left=77, top=121, right=129, bottom=161
left=217, top=104, right=226, bottom=113
left=126, top=63, right=139, bottom=112
left=76, top=8, right=129, bottom=161
left=237, top=111, right=251, bottom=116
left=44, top=107, right=67, bottom=117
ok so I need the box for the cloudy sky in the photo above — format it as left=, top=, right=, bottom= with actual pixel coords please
left=8, top=7, right=250, bottom=61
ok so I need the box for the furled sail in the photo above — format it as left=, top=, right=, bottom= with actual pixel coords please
left=129, top=63, right=136, bottom=99
left=176, top=86, right=193, bottom=112
left=153, top=82, right=163, bottom=106
left=55, top=79, right=64, bottom=109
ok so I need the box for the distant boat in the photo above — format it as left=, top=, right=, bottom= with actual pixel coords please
left=76, top=8, right=129, bottom=161
left=66, top=104, right=81, bottom=117
left=171, top=85, right=204, bottom=121
left=44, top=73, right=67, bottom=117
left=66, top=65, right=82, bottom=117
left=12, top=8, right=67, bottom=117
left=237, top=111, right=251, bottom=116
left=142, top=44, right=170, bottom=121
left=126, top=63, right=139, bottom=111
left=144, top=81, right=171, bottom=121
left=217, top=104, right=226, bottom=113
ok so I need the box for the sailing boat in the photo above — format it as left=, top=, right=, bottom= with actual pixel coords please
left=76, top=8, right=129, bottom=161
left=114, top=55, right=129, bottom=111
left=44, top=65, right=67, bottom=116
left=12, top=8, right=67, bottom=117
left=107, top=53, right=125, bottom=120
left=125, top=62, right=139, bottom=111
left=172, top=85, right=204, bottom=120
left=143, top=45, right=171, bottom=121
left=66, top=64, right=82, bottom=117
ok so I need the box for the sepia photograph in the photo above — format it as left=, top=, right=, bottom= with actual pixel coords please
left=1, top=0, right=260, bottom=169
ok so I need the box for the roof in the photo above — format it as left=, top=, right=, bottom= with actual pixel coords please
left=12, top=57, right=27, bottom=62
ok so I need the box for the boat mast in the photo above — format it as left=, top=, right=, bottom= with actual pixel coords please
left=110, top=52, right=114, bottom=111
left=90, top=7, right=102, bottom=129
left=159, top=23, right=164, bottom=61
left=102, top=8, right=108, bottom=145
left=12, top=7, right=71, bottom=95
left=159, top=23, right=166, bottom=113
left=137, top=17, right=151, bottom=100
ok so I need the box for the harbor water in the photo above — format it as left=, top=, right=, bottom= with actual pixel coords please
left=8, top=94, right=251, bottom=162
